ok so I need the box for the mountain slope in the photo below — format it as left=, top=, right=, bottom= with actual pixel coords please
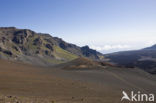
left=53, top=37, right=104, bottom=60
left=144, top=44, right=156, bottom=50
left=105, top=45, right=156, bottom=74
left=0, top=27, right=103, bottom=66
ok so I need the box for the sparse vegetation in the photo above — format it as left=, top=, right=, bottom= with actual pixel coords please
left=54, top=45, right=78, bottom=61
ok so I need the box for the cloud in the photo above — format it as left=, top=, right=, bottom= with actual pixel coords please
left=90, top=44, right=130, bottom=51
left=145, top=41, right=156, bottom=47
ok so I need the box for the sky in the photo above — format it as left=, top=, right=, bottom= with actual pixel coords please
left=0, top=0, right=156, bottom=54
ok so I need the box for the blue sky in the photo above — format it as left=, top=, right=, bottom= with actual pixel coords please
left=0, top=0, right=156, bottom=53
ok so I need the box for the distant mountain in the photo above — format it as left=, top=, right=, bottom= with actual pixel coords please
left=105, top=44, right=156, bottom=74
left=0, top=27, right=104, bottom=66
left=143, top=44, right=156, bottom=50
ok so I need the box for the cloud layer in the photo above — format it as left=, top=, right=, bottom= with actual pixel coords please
left=90, top=44, right=130, bottom=51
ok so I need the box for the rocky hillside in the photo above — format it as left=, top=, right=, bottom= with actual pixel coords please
left=0, top=27, right=104, bottom=66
